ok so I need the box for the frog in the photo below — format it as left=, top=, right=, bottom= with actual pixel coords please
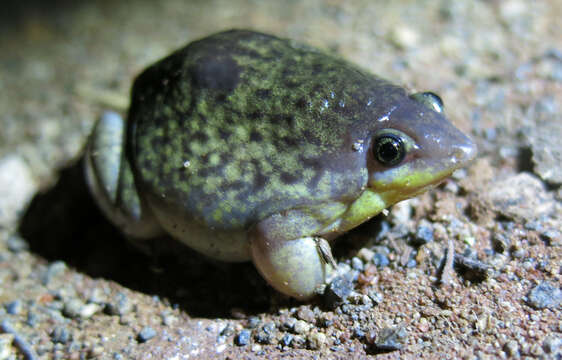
left=85, top=29, right=476, bottom=300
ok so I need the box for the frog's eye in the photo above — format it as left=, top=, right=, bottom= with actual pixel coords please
left=409, top=92, right=444, bottom=114
left=373, top=133, right=406, bottom=167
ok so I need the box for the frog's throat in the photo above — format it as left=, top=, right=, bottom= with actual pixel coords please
left=323, top=168, right=454, bottom=235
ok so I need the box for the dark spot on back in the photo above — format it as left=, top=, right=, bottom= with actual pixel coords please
left=312, top=63, right=324, bottom=75
left=218, top=128, right=231, bottom=140
left=220, top=152, right=233, bottom=164
left=295, top=97, right=308, bottom=110
left=282, top=67, right=294, bottom=78
left=271, top=114, right=295, bottom=127
left=253, top=172, right=268, bottom=189
left=249, top=130, right=263, bottom=142
left=190, top=55, right=241, bottom=92
left=248, top=111, right=261, bottom=120
left=308, top=170, right=324, bottom=189
left=255, top=88, right=272, bottom=99
left=300, top=155, right=323, bottom=171
left=279, top=136, right=298, bottom=147
left=284, top=79, right=300, bottom=88
left=312, top=84, right=324, bottom=93
left=280, top=172, right=299, bottom=184
left=227, top=180, right=245, bottom=190
left=192, top=131, right=209, bottom=143
left=302, top=129, right=315, bottom=141
left=150, top=135, right=163, bottom=149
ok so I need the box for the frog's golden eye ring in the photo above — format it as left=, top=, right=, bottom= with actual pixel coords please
left=373, top=133, right=406, bottom=167
left=409, top=91, right=444, bottom=114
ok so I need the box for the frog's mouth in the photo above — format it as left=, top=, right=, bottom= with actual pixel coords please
left=318, top=166, right=456, bottom=239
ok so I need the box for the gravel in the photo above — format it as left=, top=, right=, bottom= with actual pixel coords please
left=526, top=282, right=562, bottom=310
left=137, top=327, right=157, bottom=343
left=324, top=274, right=354, bottom=309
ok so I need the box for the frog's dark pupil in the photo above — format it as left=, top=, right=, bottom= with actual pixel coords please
left=374, top=134, right=405, bottom=166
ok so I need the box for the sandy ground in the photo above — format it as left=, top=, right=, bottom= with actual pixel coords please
left=0, top=0, right=560, bottom=359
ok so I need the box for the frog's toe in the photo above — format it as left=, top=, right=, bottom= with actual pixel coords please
left=250, top=235, right=334, bottom=300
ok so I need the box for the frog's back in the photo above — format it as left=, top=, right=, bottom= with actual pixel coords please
left=128, top=30, right=405, bottom=229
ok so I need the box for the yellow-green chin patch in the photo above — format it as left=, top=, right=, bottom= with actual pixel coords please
left=336, top=189, right=387, bottom=233
left=371, top=165, right=453, bottom=191
left=335, top=167, right=453, bottom=233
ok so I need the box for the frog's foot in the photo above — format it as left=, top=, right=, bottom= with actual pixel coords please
left=85, top=111, right=163, bottom=240
left=250, top=219, right=336, bottom=300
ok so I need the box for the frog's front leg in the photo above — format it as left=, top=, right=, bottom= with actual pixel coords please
left=250, top=210, right=338, bottom=300
left=85, top=111, right=163, bottom=241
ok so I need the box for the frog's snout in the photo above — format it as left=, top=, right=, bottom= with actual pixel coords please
left=450, top=137, right=477, bottom=167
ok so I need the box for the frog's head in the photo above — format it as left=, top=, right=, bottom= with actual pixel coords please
left=338, top=92, right=477, bottom=232
left=369, top=92, right=476, bottom=198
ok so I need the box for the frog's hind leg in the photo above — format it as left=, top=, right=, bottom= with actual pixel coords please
left=85, top=111, right=163, bottom=240
left=249, top=210, right=337, bottom=300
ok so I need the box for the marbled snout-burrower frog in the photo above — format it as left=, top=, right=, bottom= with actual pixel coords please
left=85, top=30, right=477, bottom=299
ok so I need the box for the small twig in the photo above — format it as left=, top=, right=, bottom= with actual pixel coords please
left=0, top=319, right=39, bottom=360
left=453, top=254, right=491, bottom=282
left=439, top=239, right=456, bottom=286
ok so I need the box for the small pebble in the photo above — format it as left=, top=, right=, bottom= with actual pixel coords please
left=26, top=312, right=39, bottom=327
left=262, top=322, right=276, bottom=335
left=512, top=247, right=526, bottom=259
left=63, top=299, right=84, bottom=318
left=308, top=332, right=326, bottom=350
left=137, top=327, right=157, bottom=343
left=161, top=313, right=177, bottom=326
left=368, top=290, right=384, bottom=305
left=80, top=303, right=101, bottom=319
left=542, top=335, right=561, bottom=354
left=370, top=326, right=407, bottom=352
left=296, top=308, right=315, bottom=323
left=254, top=330, right=272, bottom=344
left=6, top=235, right=28, bottom=253
left=291, top=335, right=307, bottom=349
left=247, top=317, right=260, bottom=329
left=280, top=334, right=293, bottom=347
left=254, top=322, right=276, bottom=344
left=235, top=330, right=251, bottom=346
left=526, top=281, right=562, bottom=309
left=51, top=326, right=71, bottom=344
left=0, top=334, right=15, bottom=359
left=220, top=323, right=235, bottom=337
left=541, top=229, right=561, bottom=245
left=351, top=257, right=364, bottom=271
left=324, top=274, right=354, bottom=308
left=0, top=155, right=37, bottom=226
left=357, top=248, right=374, bottom=263
left=504, top=340, right=519, bottom=357
left=41, top=261, right=67, bottom=286
left=492, top=233, right=510, bottom=253
left=88, top=288, right=108, bottom=305
left=281, top=317, right=296, bottom=331
left=372, top=253, right=390, bottom=268
left=411, top=221, right=434, bottom=246
left=293, top=320, right=310, bottom=334
left=353, top=327, right=365, bottom=339
left=406, top=259, right=417, bottom=268
left=105, top=292, right=134, bottom=316
left=5, top=300, right=22, bottom=315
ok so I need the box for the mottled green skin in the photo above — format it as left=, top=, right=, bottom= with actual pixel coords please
left=128, top=30, right=407, bottom=230
left=87, top=29, right=477, bottom=299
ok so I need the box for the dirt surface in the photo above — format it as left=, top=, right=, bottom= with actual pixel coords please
left=0, top=0, right=561, bottom=359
